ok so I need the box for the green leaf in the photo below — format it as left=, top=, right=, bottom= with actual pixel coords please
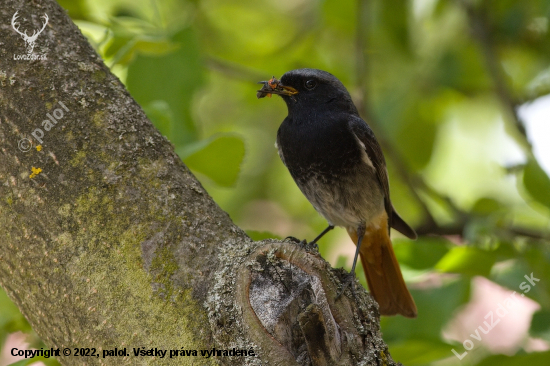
left=142, top=100, right=174, bottom=138
left=380, top=0, right=410, bottom=52
left=382, top=277, right=471, bottom=342
left=523, top=159, right=550, bottom=210
left=7, top=360, right=31, bottom=366
left=475, top=351, right=550, bottom=366
left=177, top=135, right=245, bottom=187
left=322, top=0, right=356, bottom=34
left=435, top=246, right=497, bottom=277
left=104, top=34, right=134, bottom=60
left=492, top=241, right=518, bottom=261
left=436, top=45, right=491, bottom=92
left=133, top=38, right=180, bottom=56
left=490, top=259, right=531, bottom=291
left=471, top=197, right=503, bottom=215
left=245, top=230, right=281, bottom=241
left=7, top=356, right=60, bottom=366
left=530, top=310, right=550, bottom=341
left=389, top=94, right=439, bottom=171
left=389, top=339, right=458, bottom=366
left=394, top=113, right=437, bottom=170
left=0, top=288, right=32, bottom=334
left=127, top=28, right=205, bottom=145
left=521, top=245, right=550, bottom=305
left=55, top=0, right=88, bottom=20
left=393, top=237, right=452, bottom=270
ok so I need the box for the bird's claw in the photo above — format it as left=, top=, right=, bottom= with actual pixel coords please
left=284, top=236, right=319, bottom=252
left=336, top=272, right=357, bottom=299
left=305, top=241, right=319, bottom=252
left=284, top=236, right=303, bottom=244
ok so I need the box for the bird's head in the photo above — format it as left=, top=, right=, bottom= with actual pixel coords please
left=258, top=68, right=357, bottom=114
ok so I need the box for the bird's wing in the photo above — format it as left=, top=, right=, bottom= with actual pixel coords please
left=275, top=130, right=286, bottom=167
left=348, top=117, right=417, bottom=239
left=348, top=117, right=391, bottom=215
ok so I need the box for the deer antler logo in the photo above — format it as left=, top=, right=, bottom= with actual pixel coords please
left=11, top=11, right=48, bottom=54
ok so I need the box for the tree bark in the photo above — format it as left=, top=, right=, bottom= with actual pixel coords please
left=0, top=1, right=401, bottom=365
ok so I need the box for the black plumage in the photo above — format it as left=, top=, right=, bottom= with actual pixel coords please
left=259, top=68, right=418, bottom=317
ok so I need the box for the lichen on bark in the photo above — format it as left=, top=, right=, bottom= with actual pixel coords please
left=0, top=0, right=402, bottom=365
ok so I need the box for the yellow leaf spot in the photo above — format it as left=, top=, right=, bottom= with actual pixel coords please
left=29, top=167, right=42, bottom=179
left=36, top=145, right=42, bottom=151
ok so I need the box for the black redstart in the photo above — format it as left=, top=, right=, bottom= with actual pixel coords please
left=258, top=69, right=417, bottom=318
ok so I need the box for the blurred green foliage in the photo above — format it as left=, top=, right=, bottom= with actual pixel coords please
left=2, top=0, right=550, bottom=365
left=0, top=291, right=60, bottom=366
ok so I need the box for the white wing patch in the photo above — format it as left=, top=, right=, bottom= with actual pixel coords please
left=353, top=133, right=374, bottom=169
left=275, top=140, right=287, bottom=166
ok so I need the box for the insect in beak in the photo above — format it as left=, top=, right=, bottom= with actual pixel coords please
left=257, top=76, right=298, bottom=99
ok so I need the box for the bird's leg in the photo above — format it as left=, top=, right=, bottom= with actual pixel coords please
left=311, top=225, right=335, bottom=245
left=285, top=224, right=334, bottom=251
left=337, top=223, right=366, bottom=299
left=307, top=224, right=334, bottom=250
left=284, top=236, right=306, bottom=245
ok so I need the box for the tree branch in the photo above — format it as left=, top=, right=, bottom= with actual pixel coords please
left=0, top=1, right=402, bottom=365
left=460, top=0, right=533, bottom=152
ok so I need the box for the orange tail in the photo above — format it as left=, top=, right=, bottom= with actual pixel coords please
left=348, top=213, right=417, bottom=318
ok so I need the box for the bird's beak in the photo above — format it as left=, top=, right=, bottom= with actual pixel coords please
left=257, top=78, right=299, bottom=99
left=272, top=84, right=299, bottom=96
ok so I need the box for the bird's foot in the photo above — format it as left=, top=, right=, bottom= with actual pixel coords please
left=336, top=272, right=357, bottom=299
left=305, top=241, right=319, bottom=252
left=284, top=236, right=303, bottom=244
left=284, top=236, right=319, bottom=252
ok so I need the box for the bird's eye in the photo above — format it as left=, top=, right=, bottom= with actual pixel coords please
left=304, top=79, right=317, bottom=89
